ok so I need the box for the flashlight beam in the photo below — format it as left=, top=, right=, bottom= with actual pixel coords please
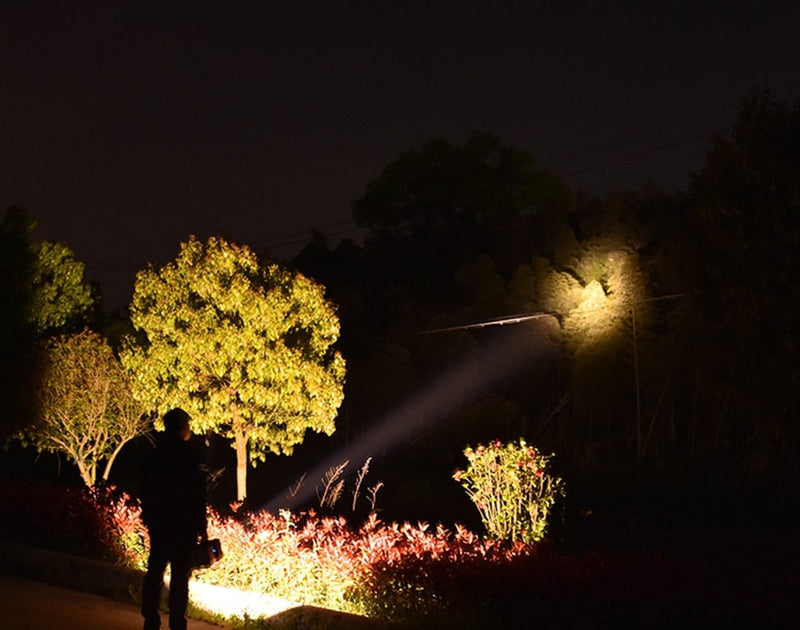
left=262, top=326, right=545, bottom=514
left=420, top=311, right=558, bottom=334
left=263, top=292, right=685, bottom=513
left=421, top=293, right=685, bottom=334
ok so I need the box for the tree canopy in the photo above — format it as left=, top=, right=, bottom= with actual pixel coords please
left=122, top=235, right=346, bottom=500
left=29, top=240, right=95, bottom=335
left=0, top=206, right=95, bottom=337
left=681, top=90, right=800, bottom=468
left=352, top=131, right=572, bottom=237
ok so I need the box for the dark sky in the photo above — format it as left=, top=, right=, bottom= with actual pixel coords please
left=2, top=1, right=798, bottom=310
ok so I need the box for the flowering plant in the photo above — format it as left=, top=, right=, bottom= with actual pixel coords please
left=453, top=438, right=565, bottom=544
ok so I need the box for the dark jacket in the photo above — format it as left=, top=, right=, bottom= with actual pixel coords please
left=140, top=436, right=207, bottom=538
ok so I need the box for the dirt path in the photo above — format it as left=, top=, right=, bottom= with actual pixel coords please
left=0, top=574, right=230, bottom=630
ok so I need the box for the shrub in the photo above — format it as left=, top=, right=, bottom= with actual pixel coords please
left=106, top=499, right=543, bottom=622
left=453, top=439, right=565, bottom=544
left=199, top=507, right=365, bottom=613
left=0, top=479, right=568, bottom=625
left=0, top=479, right=143, bottom=565
left=346, top=516, right=534, bottom=625
left=3, top=478, right=793, bottom=628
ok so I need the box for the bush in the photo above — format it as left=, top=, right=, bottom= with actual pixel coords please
left=3, top=478, right=794, bottom=628
left=453, top=439, right=565, bottom=544
left=195, top=509, right=531, bottom=619
left=199, top=507, right=364, bottom=612
left=104, top=497, right=541, bottom=621
left=0, top=479, right=144, bottom=565
left=0, top=479, right=542, bottom=622
left=346, top=517, right=533, bottom=625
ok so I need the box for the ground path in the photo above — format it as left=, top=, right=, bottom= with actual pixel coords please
left=0, top=573, right=230, bottom=630
left=0, top=540, right=395, bottom=629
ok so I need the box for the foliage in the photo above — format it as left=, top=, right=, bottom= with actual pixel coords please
left=683, top=90, right=800, bottom=469
left=1, top=207, right=96, bottom=441
left=352, top=131, right=572, bottom=237
left=20, top=329, right=147, bottom=487
left=28, top=240, right=95, bottom=335
left=0, top=207, right=96, bottom=337
left=121, top=235, right=345, bottom=501
left=453, top=439, right=565, bottom=544
left=343, top=515, right=534, bottom=625
left=135, top=505, right=535, bottom=621
left=0, top=480, right=144, bottom=565
left=298, top=98, right=797, bottom=504
left=0, top=479, right=529, bottom=619
left=3, top=478, right=795, bottom=628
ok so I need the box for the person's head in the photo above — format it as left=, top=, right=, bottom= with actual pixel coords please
left=162, top=408, right=192, bottom=441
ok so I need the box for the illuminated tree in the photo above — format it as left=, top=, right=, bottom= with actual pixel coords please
left=508, top=234, right=653, bottom=468
left=122, top=236, right=346, bottom=500
left=0, top=206, right=95, bottom=337
left=1, top=207, right=96, bottom=440
left=29, top=240, right=95, bottom=335
left=29, top=241, right=95, bottom=334
left=24, top=330, right=147, bottom=487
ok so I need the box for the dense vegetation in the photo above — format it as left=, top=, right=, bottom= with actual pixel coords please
left=1, top=90, right=798, bottom=626
left=1, top=479, right=794, bottom=628
left=288, top=91, right=799, bottom=528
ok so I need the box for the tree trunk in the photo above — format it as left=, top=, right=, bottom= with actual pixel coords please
left=234, top=426, right=248, bottom=501
left=101, top=438, right=131, bottom=484
left=77, top=459, right=96, bottom=488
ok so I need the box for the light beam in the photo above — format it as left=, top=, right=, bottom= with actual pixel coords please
left=262, top=325, right=548, bottom=514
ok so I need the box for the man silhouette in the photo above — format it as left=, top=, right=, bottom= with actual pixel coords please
left=140, top=408, right=207, bottom=630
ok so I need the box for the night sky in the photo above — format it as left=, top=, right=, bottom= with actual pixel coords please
left=2, top=1, right=798, bottom=310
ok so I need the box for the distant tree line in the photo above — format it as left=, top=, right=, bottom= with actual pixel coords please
left=292, top=90, right=799, bottom=519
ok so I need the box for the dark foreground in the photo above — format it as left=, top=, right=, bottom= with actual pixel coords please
left=0, top=574, right=229, bottom=630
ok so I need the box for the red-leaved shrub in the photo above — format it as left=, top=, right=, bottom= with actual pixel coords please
left=3, top=479, right=794, bottom=628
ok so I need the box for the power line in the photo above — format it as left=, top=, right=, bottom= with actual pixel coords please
left=560, top=130, right=722, bottom=178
